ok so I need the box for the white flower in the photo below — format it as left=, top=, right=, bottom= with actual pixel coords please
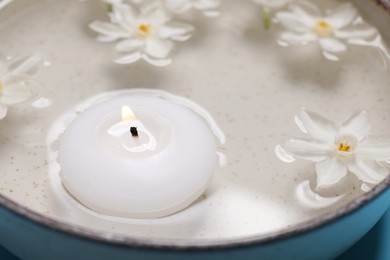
left=275, top=2, right=377, bottom=60
left=90, top=2, right=194, bottom=66
left=252, top=0, right=291, bottom=9
left=0, top=55, right=42, bottom=120
left=276, top=109, right=390, bottom=189
left=164, top=0, right=221, bottom=17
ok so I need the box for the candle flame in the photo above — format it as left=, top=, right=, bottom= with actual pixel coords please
left=122, top=105, right=136, bottom=121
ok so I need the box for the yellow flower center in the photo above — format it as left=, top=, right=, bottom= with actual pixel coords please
left=335, top=135, right=357, bottom=157
left=338, top=142, right=351, bottom=152
left=315, top=20, right=333, bottom=38
left=0, top=80, right=3, bottom=96
left=137, top=24, right=152, bottom=37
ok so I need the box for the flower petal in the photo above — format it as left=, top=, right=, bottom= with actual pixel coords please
left=114, top=52, right=142, bottom=64
left=0, top=82, right=33, bottom=105
left=327, top=3, right=358, bottom=29
left=279, top=32, right=317, bottom=45
left=288, top=3, right=320, bottom=27
left=160, top=22, right=194, bottom=41
left=141, top=3, right=170, bottom=26
left=141, top=54, right=172, bottom=67
left=348, top=158, right=388, bottom=184
left=315, top=156, right=347, bottom=189
left=318, top=38, right=347, bottom=53
left=276, top=12, right=311, bottom=33
left=115, top=39, right=144, bottom=52
left=0, top=103, right=7, bottom=120
left=144, top=38, right=173, bottom=59
left=295, top=109, right=338, bottom=142
left=334, top=27, right=377, bottom=40
left=339, top=111, right=371, bottom=141
left=282, top=138, right=329, bottom=162
left=356, top=139, right=390, bottom=162
left=97, top=35, right=120, bottom=42
left=322, top=51, right=340, bottom=61
left=111, top=3, right=136, bottom=28
left=89, top=21, right=130, bottom=40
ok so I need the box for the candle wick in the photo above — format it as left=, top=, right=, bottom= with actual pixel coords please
left=130, top=126, right=139, bottom=137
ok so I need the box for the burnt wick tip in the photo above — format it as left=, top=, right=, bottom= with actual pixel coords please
left=130, top=127, right=139, bottom=137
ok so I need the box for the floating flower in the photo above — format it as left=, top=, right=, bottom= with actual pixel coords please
left=0, top=55, right=42, bottom=120
left=164, top=0, right=221, bottom=17
left=276, top=109, right=390, bottom=189
left=90, top=2, right=194, bottom=66
left=275, top=2, right=378, bottom=60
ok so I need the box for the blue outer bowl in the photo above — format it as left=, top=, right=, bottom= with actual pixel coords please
left=0, top=176, right=389, bottom=260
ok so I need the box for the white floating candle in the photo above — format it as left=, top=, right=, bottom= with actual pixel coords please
left=59, top=94, right=218, bottom=219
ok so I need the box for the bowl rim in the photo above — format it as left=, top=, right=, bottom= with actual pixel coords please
left=0, top=175, right=389, bottom=250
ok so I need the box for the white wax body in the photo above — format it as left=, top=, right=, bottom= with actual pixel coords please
left=59, top=96, right=217, bottom=219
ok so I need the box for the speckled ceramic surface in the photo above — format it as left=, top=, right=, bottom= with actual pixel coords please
left=0, top=0, right=390, bottom=244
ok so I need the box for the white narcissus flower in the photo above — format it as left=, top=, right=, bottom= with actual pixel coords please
left=90, top=2, right=194, bottom=66
left=275, top=2, right=378, bottom=60
left=252, top=0, right=291, bottom=9
left=0, top=55, right=42, bottom=120
left=276, top=109, right=390, bottom=189
left=164, top=0, right=221, bottom=17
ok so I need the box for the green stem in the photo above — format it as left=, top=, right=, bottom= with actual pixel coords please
left=106, top=3, right=113, bottom=12
left=263, top=7, right=271, bottom=30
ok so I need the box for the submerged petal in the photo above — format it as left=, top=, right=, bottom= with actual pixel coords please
left=0, top=103, right=7, bottom=120
left=315, top=156, right=347, bottom=189
left=295, top=109, right=338, bottom=142
left=160, top=22, right=194, bottom=41
left=282, top=138, right=330, bottom=162
left=0, top=82, right=33, bottom=105
left=348, top=158, right=388, bottom=184
left=8, top=55, right=42, bottom=78
left=327, top=3, right=358, bottom=29
left=334, top=27, right=377, bottom=40
left=279, top=32, right=317, bottom=45
left=322, top=51, right=340, bottom=61
left=141, top=54, right=172, bottom=67
left=318, top=38, right=347, bottom=53
left=114, top=52, right=142, bottom=64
